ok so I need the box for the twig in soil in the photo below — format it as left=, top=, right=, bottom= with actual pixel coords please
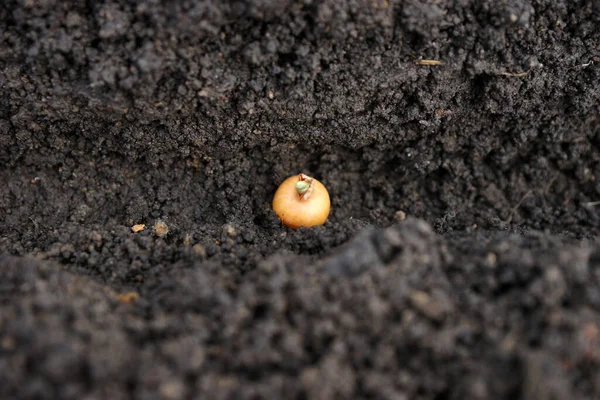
left=583, top=201, right=600, bottom=207
left=580, top=59, right=600, bottom=67
left=500, top=70, right=530, bottom=77
left=542, top=172, right=560, bottom=207
left=28, top=217, right=39, bottom=232
left=415, top=58, right=442, bottom=66
left=506, top=190, right=533, bottom=223
left=543, top=173, right=559, bottom=196
left=568, top=60, right=599, bottom=70
left=539, top=173, right=560, bottom=208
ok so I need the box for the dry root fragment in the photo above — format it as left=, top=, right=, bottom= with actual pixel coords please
left=415, top=59, right=442, bottom=66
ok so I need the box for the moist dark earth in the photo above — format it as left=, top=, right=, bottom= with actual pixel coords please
left=1, top=0, right=600, bottom=399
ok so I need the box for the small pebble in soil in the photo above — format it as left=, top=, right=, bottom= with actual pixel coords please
left=394, top=210, right=407, bottom=221
left=153, top=220, right=169, bottom=238
left=131, top=224, right=145, bottom=233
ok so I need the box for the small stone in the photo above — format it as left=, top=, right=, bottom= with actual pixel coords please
left=153, top=220, right=169, bottom=238
left=1, top=336, right=15, bottom=350
left=159, top=379, right=186, bottom=400
left=131, top=224, right=145, bottom=233
left=242, top=229, right=256, bottom=243
left=223, top=224, right=239, bottom=237
left=115, top=292, right=139, bottom=305
left=485, top=252, right=497, bottom=268
left=394, top=210, right=407, bottom=221
left=410, top=291, right=444, bottom=321
left=192, top=244, right=207, bottom=257
left=71, top=203, right=91, bottom=222
left=60, top=244, right=75, bottom=259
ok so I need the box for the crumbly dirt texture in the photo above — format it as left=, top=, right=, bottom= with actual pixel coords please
left=1, top=0, right=599, bottom=399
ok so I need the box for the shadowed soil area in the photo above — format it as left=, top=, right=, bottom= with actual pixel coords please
left=1, top=0, right=600, bottom=398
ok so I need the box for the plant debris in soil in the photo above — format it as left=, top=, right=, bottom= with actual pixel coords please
left=1, top=0, right=600, bottom=399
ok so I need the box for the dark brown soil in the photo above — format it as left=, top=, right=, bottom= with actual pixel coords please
left=1, top=0, right=599, bottom=399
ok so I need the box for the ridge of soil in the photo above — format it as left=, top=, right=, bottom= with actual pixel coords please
left=1, top=0, right=599, bottom=398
